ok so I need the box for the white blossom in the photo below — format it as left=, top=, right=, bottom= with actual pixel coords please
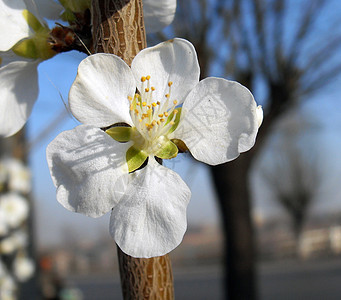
left=0, top=193, right=29, bottom=229
left=13, top=255, right=35, bottom=282
left=0, top=230, right=28, bottom=255
left=0, top=274, right=17, bottom=300
left=0, top=158, right=31, bottom=194
left=47, top=38, right=261, bottom=258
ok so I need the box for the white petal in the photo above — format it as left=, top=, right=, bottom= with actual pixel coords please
left=131, top=38, right=200, bottom=107
left=143, top=0, right=176, bottom=33
left=46, top=125, right=131, bottom=218
left=110, top=158, right=191, bottom=258
left=0, top=60, right=39, bottom=137
left=174, top=78, right=259, bottom=165
left=24, top=0, right=63, bottom=20
left=69, top=54, right=135, bottom=127
left=256, top=105, right=263, bottom=127
left=0, top=0, right=31, bottom=51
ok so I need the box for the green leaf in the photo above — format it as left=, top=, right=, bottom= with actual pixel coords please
left=60, top=9, right=76, bottom=22
left=59, top=0, right=91, bottom=12
left=155, top=140, right=178, bottom=160
left=166, top=107, right=182, bottom=134
left=126, top=146, right=148, bottom=173
left=106, top=127, right=132, bottom=142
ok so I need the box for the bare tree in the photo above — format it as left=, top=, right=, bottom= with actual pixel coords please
left=255, top=112, right=323, bottom=244
left=150, top=0, right=341, bottom=298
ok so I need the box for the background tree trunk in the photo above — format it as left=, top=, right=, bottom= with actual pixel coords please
left=210, top=150, right=257, bottom=300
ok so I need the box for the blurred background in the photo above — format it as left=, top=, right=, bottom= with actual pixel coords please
left=1, top=0, right=341, bottom=299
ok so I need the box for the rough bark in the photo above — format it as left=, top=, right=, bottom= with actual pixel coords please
left=91, top=1, right=174, bottom=299
left=117, top=247, right=174, bottom=300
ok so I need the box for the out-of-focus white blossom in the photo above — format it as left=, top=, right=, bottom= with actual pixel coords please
left=0, top=209, right=9, bottom=236
left=0, top=272, right=17, bottom=300
left=0, top=230, right=28, bottom=254
left=2, top=158, right=31, bottom=194
left=0, top=193, right=29, bottom=228
left=13, top=255, right=35, bottom=282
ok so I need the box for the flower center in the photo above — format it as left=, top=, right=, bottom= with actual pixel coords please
left=129, top=75, right=179, bottom=143
left=106, top=75, right=182, bottom=173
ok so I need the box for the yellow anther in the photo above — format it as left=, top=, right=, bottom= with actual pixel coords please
left=139, top=119, right=142, bottom=122
left=157, top=121, right=161, bottom=125
left=156, top=101, right=160, bottom=105
left=141, top=76, right=146, bottom=82
left=170, top=121, right=175, bottom=125
left=168, top=81, right=173, bottom=87
left=135, top=93, right=140, bottom=98
left=152, top=120, right=157, bottom=126
left=143, top=113, right=148, bottom=118
left=145, top=123, right=149, bottom=127
left=147, top=105, right=151, bottom=109
left=146, top=75, right=151, bottom=80
left=165, top=94, right=170, bottom=98
left=127, top=96, right=132, bottom=101
left=130, top=104, right=134, bottom=111
left=134, top=109, right=139, bottom=114
left=164, top=112, right=169, bottom=117
left=152, top=102, right=157, bottom=107
left=160, top=118, right=165, bottom=122
left=174, top=109, right=178, bottom=114
left=147, top=109, right=153, bottom=114
left=142, top=102, right=147, bottom=107
left=158, top=114, right=164, bottom=117
left=145, top=88, right=149, bottom=92
left=136, top=102, right=140, bottom=106
left=173, top=100, right=178, bottom=105
left=151, top=87, right=155, bottom=91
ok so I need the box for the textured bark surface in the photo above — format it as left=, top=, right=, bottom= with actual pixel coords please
left=92, top=0, right=146, bottom=66
left=117, top=247, right=174, bottom=300
left=91, top=1, right=174, bottom=299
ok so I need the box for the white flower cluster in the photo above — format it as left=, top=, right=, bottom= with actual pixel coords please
left=0, top=158, right=35, bottom=296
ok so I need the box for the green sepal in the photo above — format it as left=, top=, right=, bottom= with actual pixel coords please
left=106, top=127, right=132, bottom=142
left=22, top=10, right=45, bottom=33
left=126, top=146, right=148, bottom=173
left=12, top=35, right=55, bottom=60
left=155, top=140, right=178, bottom=160
left=171, top=139, right=188, bottom=153
left=166, top=107, right=182, bottom=134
